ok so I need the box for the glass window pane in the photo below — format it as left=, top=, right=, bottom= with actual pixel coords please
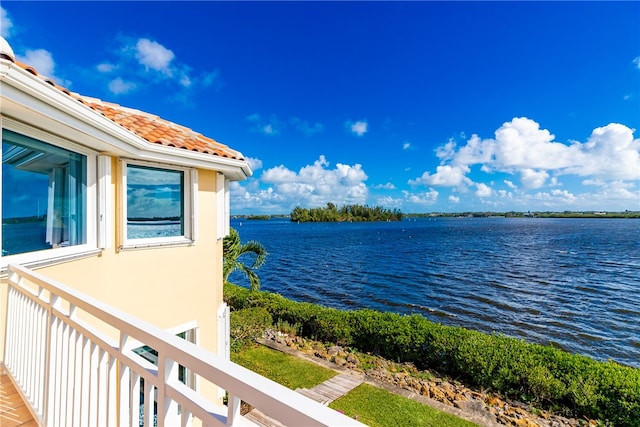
left=126, top=164, right=184, bottom=239
left=2, top=129, right=86, bottom=256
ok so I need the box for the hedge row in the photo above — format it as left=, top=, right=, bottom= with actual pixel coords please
left=224, top=283, right=640, bottom=426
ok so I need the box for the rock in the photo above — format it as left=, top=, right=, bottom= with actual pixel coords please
left=420, top=384, right=430, bottom=396
left=454, top=399, right=487, bottom=414
left=333, top=356, right=347, bottom=366
left=429, top=387, right=447, bottom=403
left=486, top=396, right=504, bottom=407
left=260, top=334, right=581, bottom=427
left=314, top=350, right=327, bottom=359
left=328, top=345, right=343, bottom=355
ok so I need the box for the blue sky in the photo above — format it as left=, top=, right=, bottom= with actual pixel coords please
left=2, top=1, right=639, bottom=214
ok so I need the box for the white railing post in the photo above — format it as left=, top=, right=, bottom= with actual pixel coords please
left=226, top=393, right=241, bottom=426
left=34, top=287, right=47, bottom=416
left=44, top=294, right=58, bottom=427
left=143, top=377, right=153, bottom=427
left=118, top=333, right=132, bottom=427
left=79, top=336, right=91, bottom=425
left=70, top=328, right=83, bottom=427
left=89, top=342, right=99, bottom=426
left=96, top=348, right=108, bottom=425
left=130, top=372, right=141, bottom=427
left=158, top=354, right=179, bottom=427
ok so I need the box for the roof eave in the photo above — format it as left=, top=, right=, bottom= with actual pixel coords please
left=0, top=58, right=252, bottom=181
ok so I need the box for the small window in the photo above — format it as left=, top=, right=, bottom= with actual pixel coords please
left=133, top=328, right=197, bottom=423
left=2, top=129, right=87, bottom=256
left=133, top=330, right=196, bottom=390
left=121, top=161, right=196, bottom=248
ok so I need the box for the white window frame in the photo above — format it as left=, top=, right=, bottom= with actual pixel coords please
left=216, top=172, right=230, bottom=240
left=0, top=120, right=100, bottom=271
left=97, top=155, right=112, bottom=249
left=120, top=159, right=197, bottom=250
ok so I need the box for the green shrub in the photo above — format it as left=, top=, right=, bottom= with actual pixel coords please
left=229, top=307, right=272, bottom=352
left=224, top=283, right=640, bottom=425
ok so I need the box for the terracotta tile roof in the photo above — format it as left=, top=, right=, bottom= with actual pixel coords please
left=12, top=60, right=244, bottom=160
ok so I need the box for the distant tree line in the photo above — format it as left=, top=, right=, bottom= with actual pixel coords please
left=290, top=203, right=403, bottom=223
left=407, top=211, right=640, bottom=219
left=246, top=215, right=271, bottom=220
left=3, top=215, right=47, bottom=224
left=127, top=216, right=181, bottom=222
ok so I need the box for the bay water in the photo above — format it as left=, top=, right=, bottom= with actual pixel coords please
left=229, top=217, right=640, bottom=368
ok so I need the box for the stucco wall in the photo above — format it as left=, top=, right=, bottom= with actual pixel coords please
left=31, top=161, right=224, bottom=402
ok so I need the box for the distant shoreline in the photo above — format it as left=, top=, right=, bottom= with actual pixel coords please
left=232, top=211, right=640, bottom=220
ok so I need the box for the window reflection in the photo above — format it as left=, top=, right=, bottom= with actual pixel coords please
left=126, top=164, right=184, bottom=239
left=2, top=130, right=86, bottom=256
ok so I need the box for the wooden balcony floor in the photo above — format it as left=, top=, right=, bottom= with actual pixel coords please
left=0, top=373, right=37, bottom=427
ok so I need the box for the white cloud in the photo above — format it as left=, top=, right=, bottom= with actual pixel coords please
left=532, top=189, right=576, bottom=205
left=261, top=164, right=299, bottom=184
left=475, top=183, right=492, bottom=197
left=97, top=36, right=219, bottom=97
left=520, top=169, right=549, bottom=189
left=402, top=189, right=439, bottom=205
left=408, top=165, right=471, bottom=187
left=246, top=157, right=263, bottom=171
left=376, top=196, right=403, bottom=209
left=97, top=63, right=115, bottom=73
left=179, top=74, right=192, bottom=87
left=236, top=156, right=369, bottom=211
left=347, top=120, right=368, bottom=137
left=135, top=38, right=175, bottom=74
left=17, top=49, right=55, bottom=77
left=373, top=182, right=396, bottom=190
left=229, top=180, right=286, bottom=212
left=108, top=78, right=136, bottom=95
left=569, top=123, right=640, bottom=180
left=414, top=117, right=640, bottom=198
left=263, top=124, right=276, bottom=135
left=633, top=57, right=640, bottom=70
left=403, top=142, right=411, bottom=150
left=232, top=116, right=639, bottom=214
left=489, top=118, right=575, bottom=170
left=435, top=139, right=457, bottom=161
left=578, top=180, right=638, bottom=201
left=247, top=114, right=280, bottom=136
left=1, top=6, right=13, bottom=38
left=504, top=180, right=517, bottom=190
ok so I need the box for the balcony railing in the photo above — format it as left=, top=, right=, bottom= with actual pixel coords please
left=1, top=263, right=364, bottom=426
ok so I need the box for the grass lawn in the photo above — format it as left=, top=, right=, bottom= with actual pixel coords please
left=231, top=345, right=336, bottom=389
left=330, top=384, right=479, bottom=427
left=233, top=345, right=479, bottom=426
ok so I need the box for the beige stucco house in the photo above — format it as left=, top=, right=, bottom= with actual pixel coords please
left=0, top=32, right=253, bottom=418
left=0, top=36, right=362, bottom=427
left=0, top=36, right=251, bottom=340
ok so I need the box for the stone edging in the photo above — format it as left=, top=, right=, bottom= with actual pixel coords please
left=258, top=337, right=498, bottom=427
left=257, top=332, right=595, bottom=427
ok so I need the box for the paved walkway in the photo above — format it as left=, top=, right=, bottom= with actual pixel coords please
left=245, top=372, right=364, bottom=426
left=296, top=372, right=364, bottom=404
